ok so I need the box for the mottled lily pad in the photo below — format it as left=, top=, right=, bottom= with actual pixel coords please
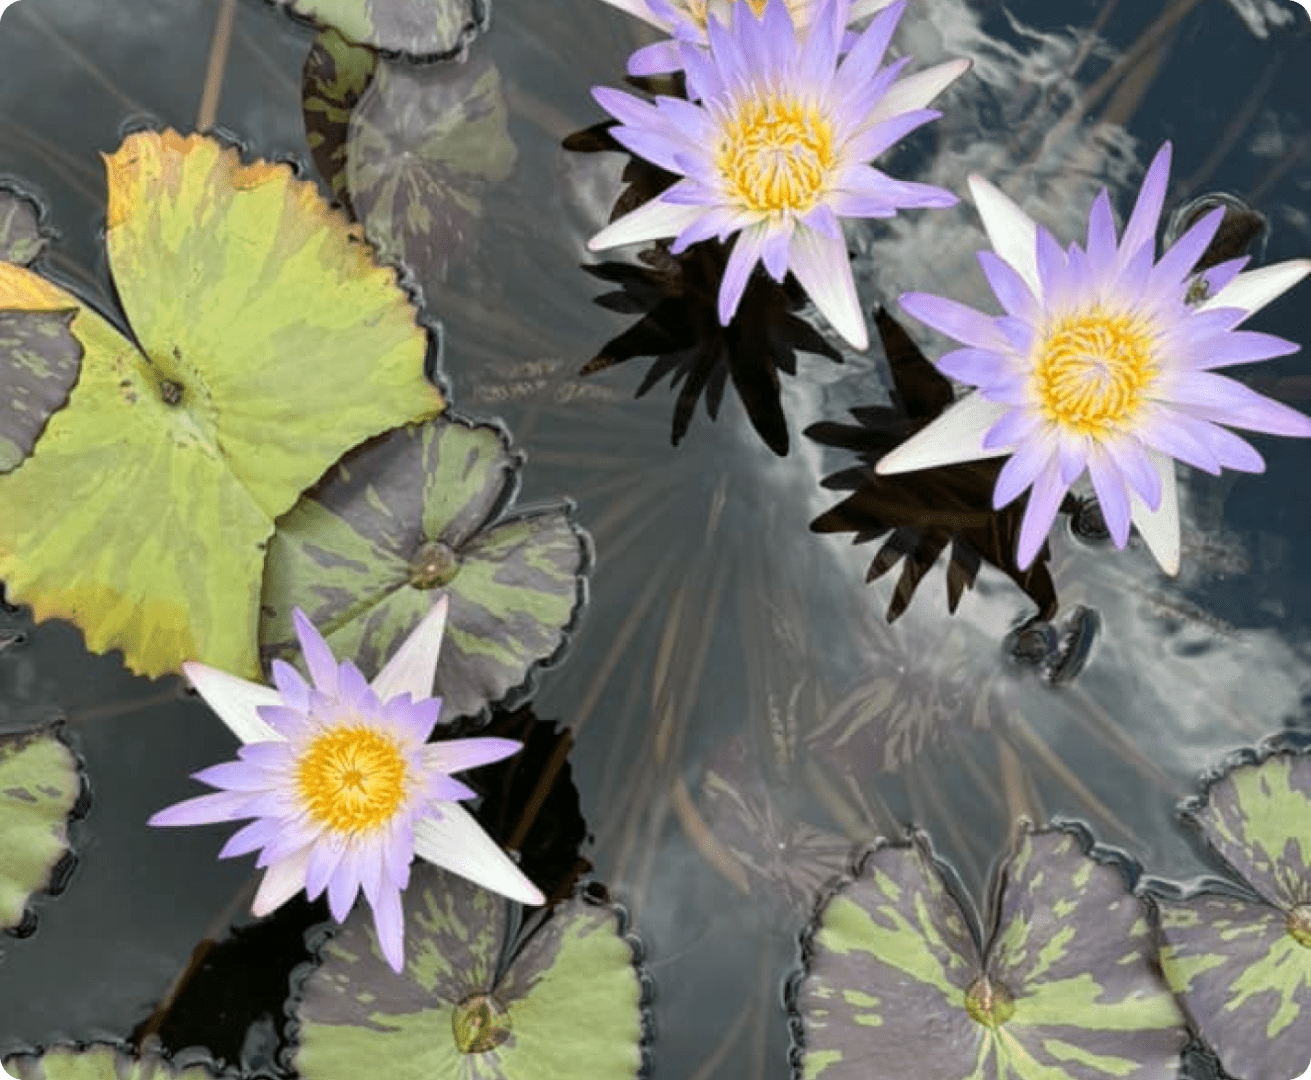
left=291, top=862, right=646, bottom=1080
left=795, top=826, right=1186, bottom=1080
left=4, top=1043, right=215, bottom=1080
left=272, top=0, right=485, bottom=61
left=1158, top=751, right=1311, bottom=1080
left=0, top=130, right=443, bottom=679
left=346, top=52, right=517, bottom=286
left=261, top=415, right=589, bottom=720
left=0, top=309, right=83, bottom=474
left=0, top=185, right=51, bottom=266
left=302, top=28, right=380, bottom=208
left=0, top=727, right=82, bottom=931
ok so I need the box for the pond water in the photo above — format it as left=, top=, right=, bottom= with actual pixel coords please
left=0, top=0, right=1310, bottom=1077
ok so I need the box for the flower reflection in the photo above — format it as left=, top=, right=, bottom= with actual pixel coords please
left=809, top=307, right=1074, bottom=621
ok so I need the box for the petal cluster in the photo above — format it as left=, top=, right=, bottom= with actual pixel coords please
left=878, top=142, right=1311, bottom=572
left=150, top=597, right=544, bottom=973
left=587, top=0, right=968, bottom=351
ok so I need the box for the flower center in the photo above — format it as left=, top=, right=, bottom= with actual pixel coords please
left=965, top=974, right=1016, bottom=1028
left=716, top=93, right=835, bottom=214
left=1032, top=310, right=1157, bottom=435
left=451, top=992, right=513, bottom=1053
left=1288, top=904, right=1311, bottom=948
left=296, top=725, right=408, bottom=834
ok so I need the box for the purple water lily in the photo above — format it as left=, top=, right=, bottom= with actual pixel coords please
left=150, top=597, right=544, bottom=973
left=878, top=142, right=1311, bottom=572
left=587, top=0, right=968, bottom=351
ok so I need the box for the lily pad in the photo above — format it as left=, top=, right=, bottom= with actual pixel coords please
left=261, top=414, right=589, bottom=720
left=302, top=28, right=380, bottom=208
left=794, top=825, right=1186, bottom=1080
left=0, top=309, right=83, bottom=474
left=0, top=130, right=443, bottom=679
left=0, top=185, right=51, bottom=266
left=346, top=51, right=517, bottom=286
left=272, top=0, right=486, bottom=61
left=1157, top=750, right=1311, bottom=1080
left=0, top=726, right=82, bottom=931
left=3, top=1044, right=216, bottom=1080
left=291, top=862, right=646, bottom=1080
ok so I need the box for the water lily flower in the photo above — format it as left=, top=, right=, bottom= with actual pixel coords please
left=877, top=141, right=1311, bottom=572
left=587, top=0, right=969, bottom=351
left=600, top=0, right=898, bottom=76
left=149, top=597, right=544, bottom=973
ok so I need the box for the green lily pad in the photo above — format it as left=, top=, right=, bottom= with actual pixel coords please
left=1158, top=750, right=1311, bottom=1080
left=795, top=826, right=1186, bottom=1080
left=0, top=130, right=443, bottom=679
left=0, top=185, right=51, bottom=266
left=0, top=726, right=82, bottom=932
left=0, top=309, right=83, bottom=474
left=273, top=0, right=485, bottom=61
left=346, top=51, right=517, bottom=287
left=3, top=1043, right=216, bottom=1080
left=302, top=28, right=380, bottom=209
left=261, top=415, right=589, bottom=720
left=291, top=862, right=646, bottom=1080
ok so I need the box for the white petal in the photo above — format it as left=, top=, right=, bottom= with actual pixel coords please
left=592, top=0, right=670, bottom=29
left=251, top=846, right=312, bottom=918
left=875, top=393, right=1012, bottom=474
left=182, top=661, right=282, bottom=744
left=788, top=226, right=868, bottom=350
left=967, top=175, right=1040, bottom=299
left=1128, top=450, right=1180, bottom=575
left=414, top=805, right=545, bottom=906
left=867, top=59, right=971, bottom=126
left=588, top=198, right=707, bottom=252
left=847, top=0, right=899, bottom=19
left=1198, top=259, right=1311, bottom=318
left=371, top=595, right=448, bottom=705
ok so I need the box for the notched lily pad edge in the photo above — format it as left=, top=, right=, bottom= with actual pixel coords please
left=2, top=720, right=90, bottom=941
left=0, top=180, right=58, bottom=267
left=781, top=817, right=1156, bottom=1079
left=279, top=877, right=656, bottom=1079
left=1, top=1036, right=241, bottom=1080
left=263, top=0, right=490, bottom=65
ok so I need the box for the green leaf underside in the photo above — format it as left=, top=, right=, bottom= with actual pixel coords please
left=261, top=417, right=586, bottom=719
left=0, top=131, right=442, bottom=679
left=292, top=863, right=644, bottom=1080
left=799, top=830, right=1185, bottom=1080
left=347, top=55, right=516, bottom=285
left=0, top=730, right=81, bottom=930
left=275, top=0, right=484, bottom=59
left=303, top=29, right=380, bottom=203
left=4, top=1044, right=215, bottom=1080
left=0, top=309, right=83, bottom=473
left=0, top=188, right=48, bottom=266
left=1191, top=752, right=1311, bottom=908
left=1160, top=895, right=1311, bottom=1080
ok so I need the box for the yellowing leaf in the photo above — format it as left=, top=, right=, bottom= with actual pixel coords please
left=0, top=130, right=444, bottom=679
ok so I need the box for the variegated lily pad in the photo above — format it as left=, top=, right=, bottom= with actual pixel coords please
left=0, top=309, right=83, bottom=474
left=0, top=186, right=50, bottom=266
left=4, top=1043, right=215, bottom=1080
left=0, top=130, right=443, bottom=679
left=302, top=29, right=380, bottom=208
left=1158, top=751, right=1311, bottom=1080
left=795, top=826, right=1186, bottom=1080
left=261, top=415, right=589, bottom=720
left=0, top=727, right=82, bottom=931
left=346, top=51, right=517, bottom=286
left=291, top=862, right=646, bottom=1080
left=272, top=0, right=485, bottom=61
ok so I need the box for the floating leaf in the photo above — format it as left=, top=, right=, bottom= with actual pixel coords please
left=4, top=1044, right=215, bottom=1080
left=291, top=863, right=645, bottom=1080
left=0, top=727, right=82, bottom=931
left=261, top=415, right=588, bottom=720
left=0, top=130, right=443, bottom=679
left=0, top=185, right=51, bottom=266
left=1158, top=751, right=1311, bottom=1080
left=0, top=310, right=83, bottom=474
left=302, top=28, right=380, bottom=209
left=346, top=52, right=517, bottom=285
left=795, top=826, right=1186, bottom=1080
left=272, top=0, right=485, bottom=60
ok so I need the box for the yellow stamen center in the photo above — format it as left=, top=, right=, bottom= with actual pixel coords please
left=297, top=725, right=408, bottom=834
left=1032, top=309, right=1157, bottom=435
left=716, top=94, right=836, bottom=214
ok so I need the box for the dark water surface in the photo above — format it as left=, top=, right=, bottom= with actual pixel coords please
left=1, top=0, right=1310, bottom=1076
